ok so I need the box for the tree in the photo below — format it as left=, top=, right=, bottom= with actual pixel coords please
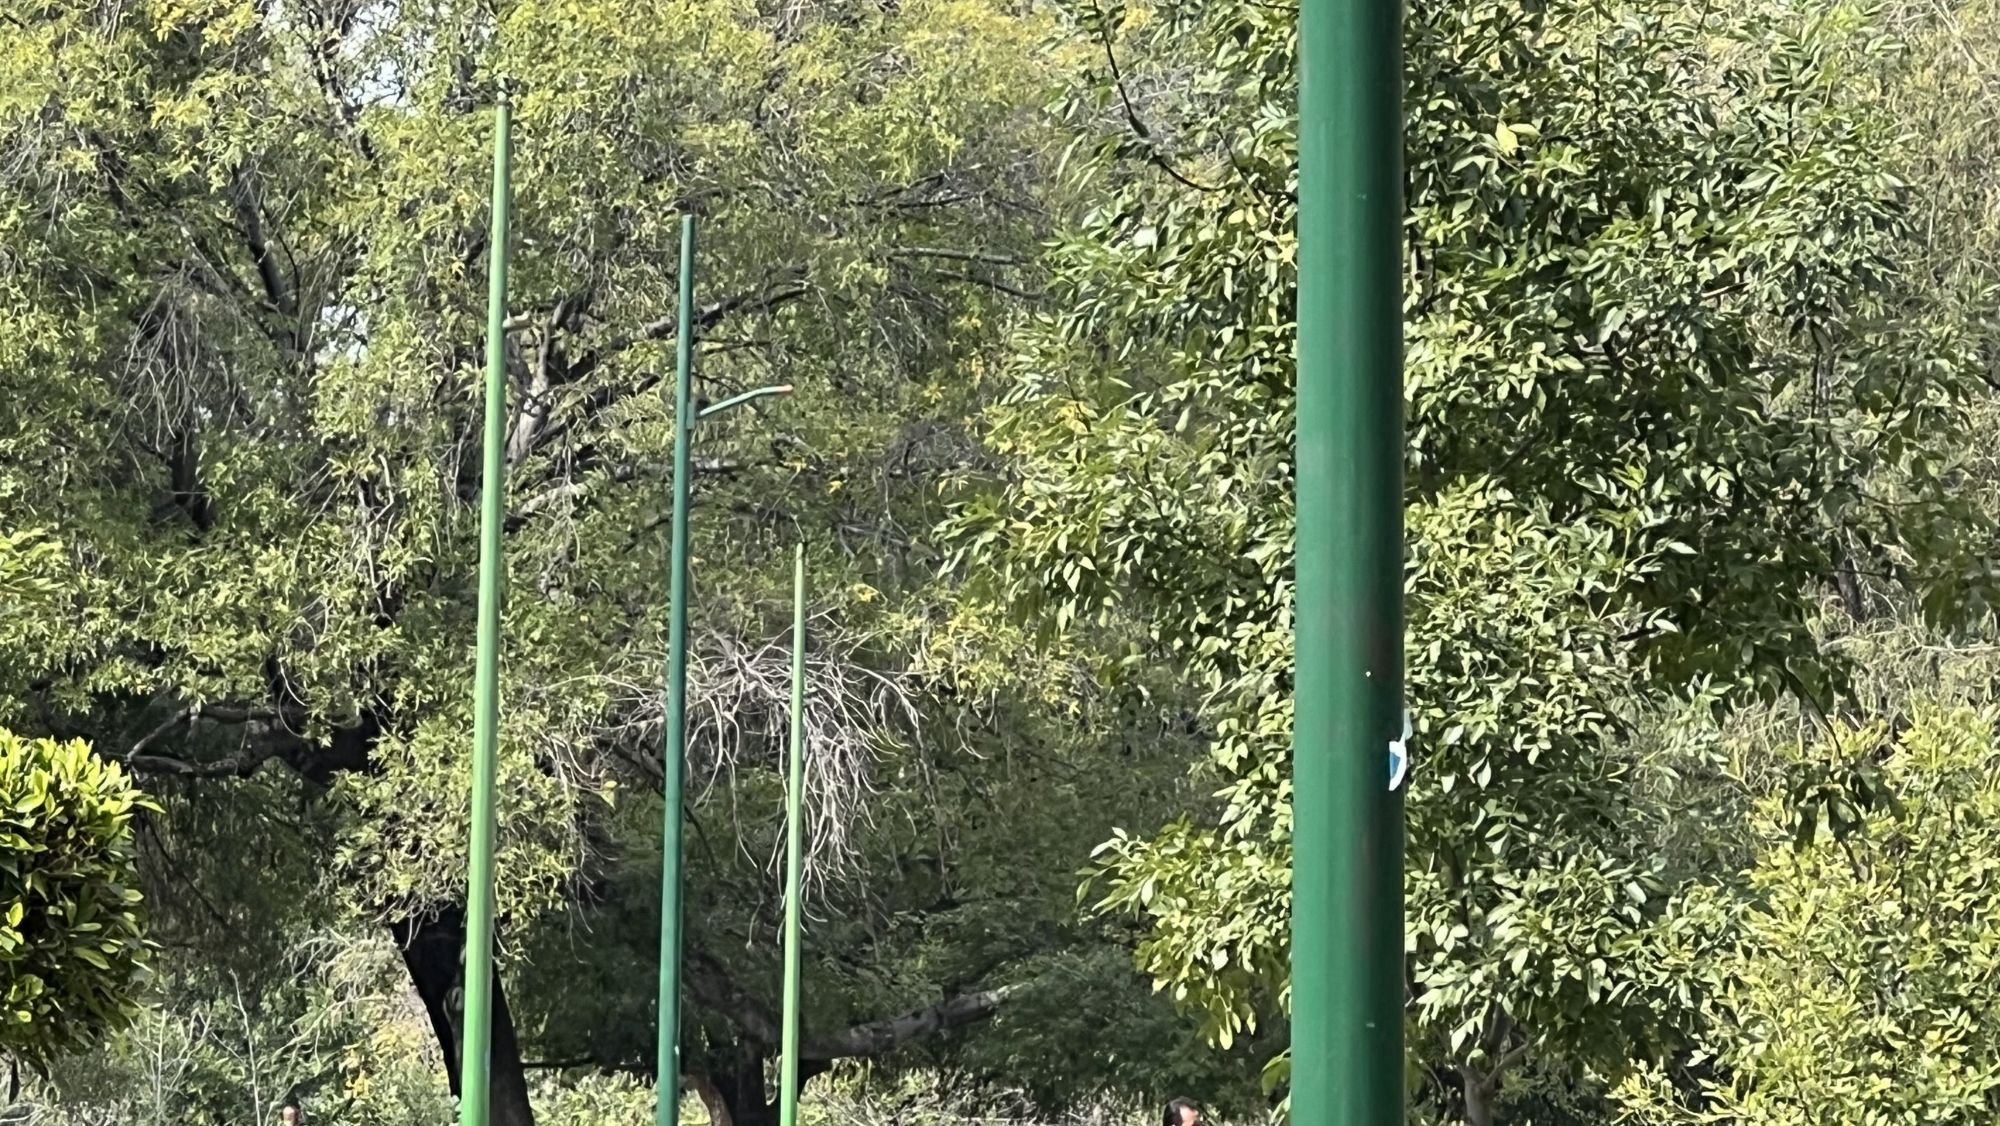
left=1616, top=708, right=2000, bottom=1125
left=0, top=729, right=155, bottom=1065
left=945, top=0, right=1990, bottom=1118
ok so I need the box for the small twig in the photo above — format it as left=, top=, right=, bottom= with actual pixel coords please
left=1092, top=6, right=1224, bottom=194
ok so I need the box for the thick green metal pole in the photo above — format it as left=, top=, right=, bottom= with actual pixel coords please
left=1292, top=0, right=1405, bottom=1120
left=778, top=543, right=806, bottom=1126
left=656, top=214, right=698, bottom=1126
left=461, top=90, right=513, bottom=1126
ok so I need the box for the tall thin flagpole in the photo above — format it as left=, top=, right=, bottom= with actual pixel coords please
left=779, top=543, right=807, bottom=1126
left=461, top=87, right=514, bottom=1126
left=1291, top=0, right=1407, bottom=1121
left=656, top=214, right=699, bottom=1126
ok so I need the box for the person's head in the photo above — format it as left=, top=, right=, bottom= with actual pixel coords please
left=280, top=1103, right=301, bottom=1124
left=1164, top=1097, right=1202, bottom=1126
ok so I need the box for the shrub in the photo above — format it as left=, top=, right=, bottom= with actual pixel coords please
left=0, top=728, right=155, bottom=1063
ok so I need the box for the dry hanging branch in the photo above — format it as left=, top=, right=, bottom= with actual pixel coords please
left=599, top=612, right=922, bottom=892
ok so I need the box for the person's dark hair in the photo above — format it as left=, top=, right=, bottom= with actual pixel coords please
left=1164, top=1097, right=1200, bottom=1126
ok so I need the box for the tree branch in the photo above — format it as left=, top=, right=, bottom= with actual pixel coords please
left=229, top=165, right=295, bottom=318
left=685, top=949, right=780, bottom=1044
left=923, top=268, right=1042, bottom=301
left=505, top=459, right=761, bottom=529
left=125, top=748, right=285, bottom=779
left=523, top=1056, right=638, bottom=1071
left=885, top=246, right=1026, bottom=267
left=566, top=270, right=812, bottom=385
left=804, top=984, right=1021, bottom=1058
left=116, top=701, right=376, bottom=785
left=125, top=702, right=287, bottom=759
left=1090, top=8, right=1223, bottom=194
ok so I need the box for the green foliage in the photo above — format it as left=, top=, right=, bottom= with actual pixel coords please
left=0, top=529, right=66, bottom=723
left=509, top=677, right=1246, bottom=1115
left=0, top=530, right=57, bottom=605
left=35, top=930, right=458, bottom=1125
left=949, top=0, right=1991, bottom=1111
left=0, top=729, right=155, bottom=1063
left=1617, top=708, right=2000, bottom=1125
left=1879, top=0, right=2000, bottom=374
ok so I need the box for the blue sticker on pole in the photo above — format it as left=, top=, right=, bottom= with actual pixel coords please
left=1388, top=711, right=1411, bottom=791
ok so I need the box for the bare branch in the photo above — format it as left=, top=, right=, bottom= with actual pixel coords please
left=923, top=268, right=1042, bottom=301
left=125, top=749, right=280, bottom=779
left=1091, top=7, right=1224, bottom=194
left=684, top=950, right=1023, bottom=1060
left=125, top=702, right=286, bottom=759
left=586, top=613, right=923, bottom=890
left=506, top=294, right=579, bottom=466
left=505, top=458, right=760, bottom=528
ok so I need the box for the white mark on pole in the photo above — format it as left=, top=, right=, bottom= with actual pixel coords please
left=1387, top=710, right=1411, bottom=791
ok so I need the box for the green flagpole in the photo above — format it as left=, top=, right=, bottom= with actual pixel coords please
left=461, top=87, right=514, bottom=1126
left=1292, top=0, right=1406, bottom=1122
left=656, top=215, right=699, bottom=1126
left=779, top=543, right=807, bottom=1126
left=655, top=212, right=791, bottom=1126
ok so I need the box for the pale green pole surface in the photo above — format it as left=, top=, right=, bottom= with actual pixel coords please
left=461, top=90, right=513, bottom=1126
left=656, top=215, right=699, bottom=1126
left=698, top=384, right=793, bottom=420
left=1291, top=0, right=1406, bottom=1122
left=779, top=543, right=807, bottom=1126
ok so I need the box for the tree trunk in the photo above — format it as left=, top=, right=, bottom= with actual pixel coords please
left=1459, top=1064, right=1494, bottom=1126
left=690, top=1073, right=733, bottom=1126
left=694, top=1052, right=831, bottom=1126
left=704, top=1056, right=775, bottom=1126
left=392, top=908, right=538, bottom=1126
left=1835, top=548, right=1869, bottom=622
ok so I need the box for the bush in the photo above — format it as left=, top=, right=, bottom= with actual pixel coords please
left=1617, top=707, right=2000, bottom=1123
left=0, top=728, right=155, bottom=1063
